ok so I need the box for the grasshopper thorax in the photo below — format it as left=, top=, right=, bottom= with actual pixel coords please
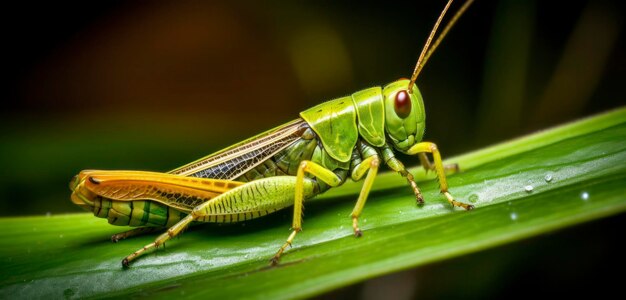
left=382, top=79, right=426, bottom=153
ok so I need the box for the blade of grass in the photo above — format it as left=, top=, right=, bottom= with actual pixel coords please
left=0, top=107, right=624, bottom=299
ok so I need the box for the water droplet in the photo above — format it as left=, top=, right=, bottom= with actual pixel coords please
left=524, top=185, right=534, bottom=192
left=399, top=210, right=403, bottom=215
left=510, top=212, right=518, bottom=221
left=544, top=173, right=553, bottom=182
left=581, top=192, right=589, bottom=201
left=468, top=194, right=479, bottom=203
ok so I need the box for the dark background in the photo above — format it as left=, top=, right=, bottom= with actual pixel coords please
left=1, top=0, right=624, bottom=298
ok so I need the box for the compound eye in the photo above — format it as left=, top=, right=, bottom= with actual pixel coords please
left=394, top=90, right=411, bottom=118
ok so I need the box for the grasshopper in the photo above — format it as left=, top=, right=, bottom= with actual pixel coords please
left=70, top=0, right=475, bottom=267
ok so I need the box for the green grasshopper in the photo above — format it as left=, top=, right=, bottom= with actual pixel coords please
left=70, top=0, right=475, bottom=267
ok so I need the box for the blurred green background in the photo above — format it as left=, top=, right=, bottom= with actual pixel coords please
left=1, top=0, right=624, bottom=297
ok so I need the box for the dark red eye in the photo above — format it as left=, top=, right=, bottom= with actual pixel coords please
left=394, top=90, right=411, bottom=118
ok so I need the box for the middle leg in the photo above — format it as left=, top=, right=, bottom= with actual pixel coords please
left=349, top=156, right=380, bottom=237
left=270, top=161, right=343, bottom=265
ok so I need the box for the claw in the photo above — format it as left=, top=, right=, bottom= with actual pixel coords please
left=416, top=194, right=425, bottom=205
left=269, top=256, right=280, bottom=266
left=122, top=258, right=130, bottom=268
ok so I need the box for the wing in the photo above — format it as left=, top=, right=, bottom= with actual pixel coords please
left=169, top=118, right=309, bottom=180
left=73, top=170, right=244, bottom=212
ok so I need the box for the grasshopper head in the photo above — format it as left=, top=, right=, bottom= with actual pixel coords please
left=69, top=170, right=96, bottom=212
left=383, top=79, right=426, bottom=153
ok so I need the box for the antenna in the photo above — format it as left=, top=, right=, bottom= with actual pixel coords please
left=408, top=0, right=475, bottom=91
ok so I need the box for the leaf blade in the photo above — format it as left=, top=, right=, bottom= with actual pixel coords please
left=1, top=108, right=625, bottom=299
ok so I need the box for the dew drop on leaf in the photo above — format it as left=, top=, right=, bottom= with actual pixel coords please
left=581, top=192, right=589, bottom=201
left=544, top=173, right=553, bottom=182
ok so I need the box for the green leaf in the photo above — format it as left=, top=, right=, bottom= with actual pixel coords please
left=1, top=107, right=625, bottom=299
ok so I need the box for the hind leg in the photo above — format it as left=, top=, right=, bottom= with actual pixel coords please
left=111, top=227, right=162, bottom=243
left=122, top=176, right=318, bottom=267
